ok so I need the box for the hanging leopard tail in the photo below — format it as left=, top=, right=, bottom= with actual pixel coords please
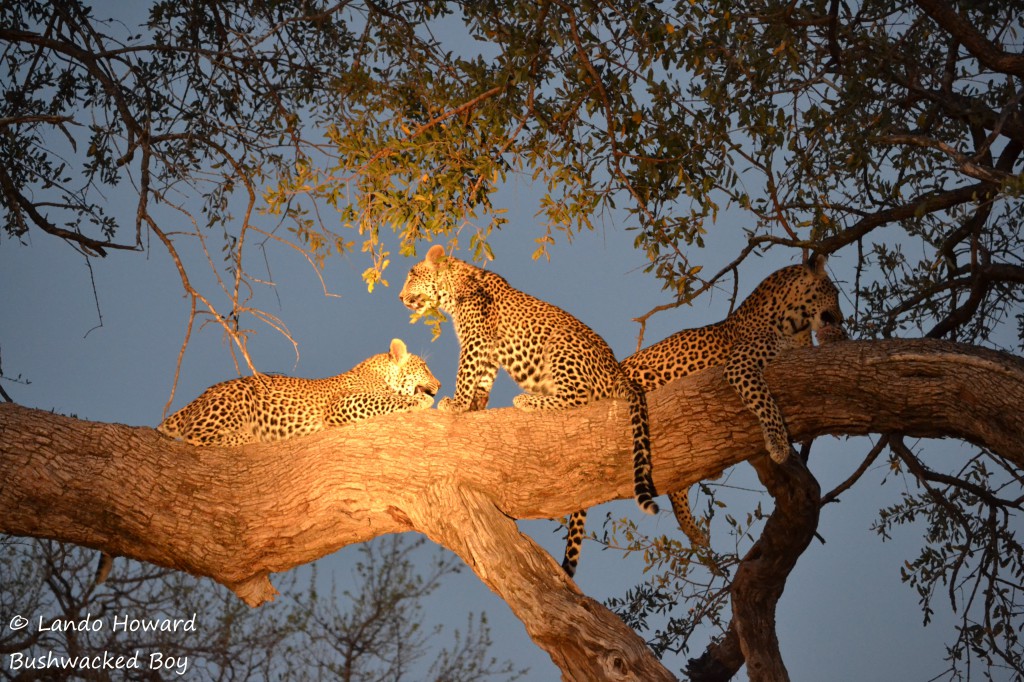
left=561, top=509, right=588, bottom=578
left=669, top=488, right=709, bottom=547
left=626, top=379, right=659, bottom=515
left=560, top=380, right=658, bottom=579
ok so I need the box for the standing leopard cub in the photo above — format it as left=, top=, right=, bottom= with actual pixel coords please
left=400, top=245, right=658, bottom=577
left=621, top=254, right=846, bottom=546
left=158, top=338, right=440, bottom=446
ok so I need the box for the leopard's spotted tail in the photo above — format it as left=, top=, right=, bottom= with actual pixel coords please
left=562, top=509, right=587, bottom=577
left=628, top=381, right=659, bottom=515
left=669, top=489, right=709, bottom=547
left=560, top=380, right=659, bottom=578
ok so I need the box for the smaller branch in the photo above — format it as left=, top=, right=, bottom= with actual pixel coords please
left=923, top=263, right=1024, bottom=339
left=819, top=436, right=888, bottom=506
left=888, top=435, right=975, bottom=612
left=876, top=134, right=1016, bottom=185
left=250, top=222, right=339, bottom=300
left=903, top=85, right=1024, bottom=146
left=0, top=114, right=76, bottom=128
left=766, top=171, right=799, bottom=243
left=163, top=295, right=196, bottom=421
left=632, top=237, right=767, bottom=348
left=892, top=436, right=1018, bottom=509
left=818, top=181, right=994, bottom=254
left=146, top=216, right=257, bottom=381
left=913, top=0, right=1024, bottom=78
left=0, top=164, right=140, bottom=256
left=81, top=255, right=104, bottom=338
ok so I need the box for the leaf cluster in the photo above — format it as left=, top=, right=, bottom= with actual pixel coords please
left=876, top=439, right=1024, bottom=680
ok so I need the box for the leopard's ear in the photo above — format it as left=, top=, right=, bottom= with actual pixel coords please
left=389, top=338, right=409, bottom=363
left=425, top=244, right=446, bottom=267
left=805, top=252, right=828, bottom=277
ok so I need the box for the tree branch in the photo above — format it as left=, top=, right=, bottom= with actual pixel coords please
left=1, top=339, right=1023, bottom=679
left=408, top=484, right=676, bottom=681
left=913, top=0, right=1024, bottom=78
left=818, top=182, right=994, bottom=254
left=0, top=162, right=141, bottom=255
left=688, top=453, right=821, bottom=682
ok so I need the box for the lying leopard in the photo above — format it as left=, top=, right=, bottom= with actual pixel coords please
left=400, top=245, right=658, bottom=577
left=621, top=254, right=846, bottom=546
left=158, top=338, right=440, bottom=446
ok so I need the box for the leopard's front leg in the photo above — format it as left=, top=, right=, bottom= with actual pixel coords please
left=439, top=342, right=499, bottom=414
left=326, top=392, right=435, bottom=425
left=723, top=341, right=792, bottom=464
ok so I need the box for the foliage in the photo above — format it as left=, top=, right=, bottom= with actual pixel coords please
left=291, top=535, right=526, bottom=682
left=602, top=509, right=737, bottom=659
left=876, top=438, right=1024, bottom=679
left=0, top=535, right=525, bottom=681
left=4, top=0, right=1022, bottom=348
left=1, top=0, right=366, bottom=372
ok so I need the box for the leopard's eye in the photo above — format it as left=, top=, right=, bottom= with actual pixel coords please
left=820, top=311, right=836, bottom=325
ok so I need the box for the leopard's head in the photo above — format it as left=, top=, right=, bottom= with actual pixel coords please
left=399, top=244, right=447, bottom=314
left=789, top=253, right=847, bottom=341
left=386, top=338, right=440, bottom=397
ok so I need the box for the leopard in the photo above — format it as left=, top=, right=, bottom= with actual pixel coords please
left=157, top=338, right=441, bottom=446
left=87, top=340, right=440, bottom=587
left=621, top=254, right=847, bottom=547
left=399, top=244, right=658, bottom=578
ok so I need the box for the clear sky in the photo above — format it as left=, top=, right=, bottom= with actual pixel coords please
left=2, top=4, right=1012, bottom=681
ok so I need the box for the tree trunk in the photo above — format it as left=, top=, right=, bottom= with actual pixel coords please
left=2, top=339, right=1023, bottom=680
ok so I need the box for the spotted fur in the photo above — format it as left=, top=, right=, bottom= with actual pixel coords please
left=399, top=245, right=659, bottom=577
left=620, top=255, right=846, bottom=546
left=157, top=339, right=440, bottom=446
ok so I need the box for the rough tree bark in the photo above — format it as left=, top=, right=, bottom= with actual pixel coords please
left=2, top=339, right=1023, bottom=681
left=687, top=454, right=822, bottom=682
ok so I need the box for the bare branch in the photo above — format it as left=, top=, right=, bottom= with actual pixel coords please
left=818, top=181, right=995, bottom=254
left=0, top=163, right=141, bottom=256
left=819, top=436, right=888, bottom=507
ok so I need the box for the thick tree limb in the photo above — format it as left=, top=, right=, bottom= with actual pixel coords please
left=2, top=339, right=1023, bottom=680
left=408, top=484, right=675, bottom=682
left=687, top=456, right=822, bottom=682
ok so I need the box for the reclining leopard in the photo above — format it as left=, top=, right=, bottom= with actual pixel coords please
left=84, top=340, right=441, bottom=586
left=158, top=338, right=440, bottom=446
left=399, top=244, right=658, bottom=577
left=621, top=254, right=846, bottom=546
